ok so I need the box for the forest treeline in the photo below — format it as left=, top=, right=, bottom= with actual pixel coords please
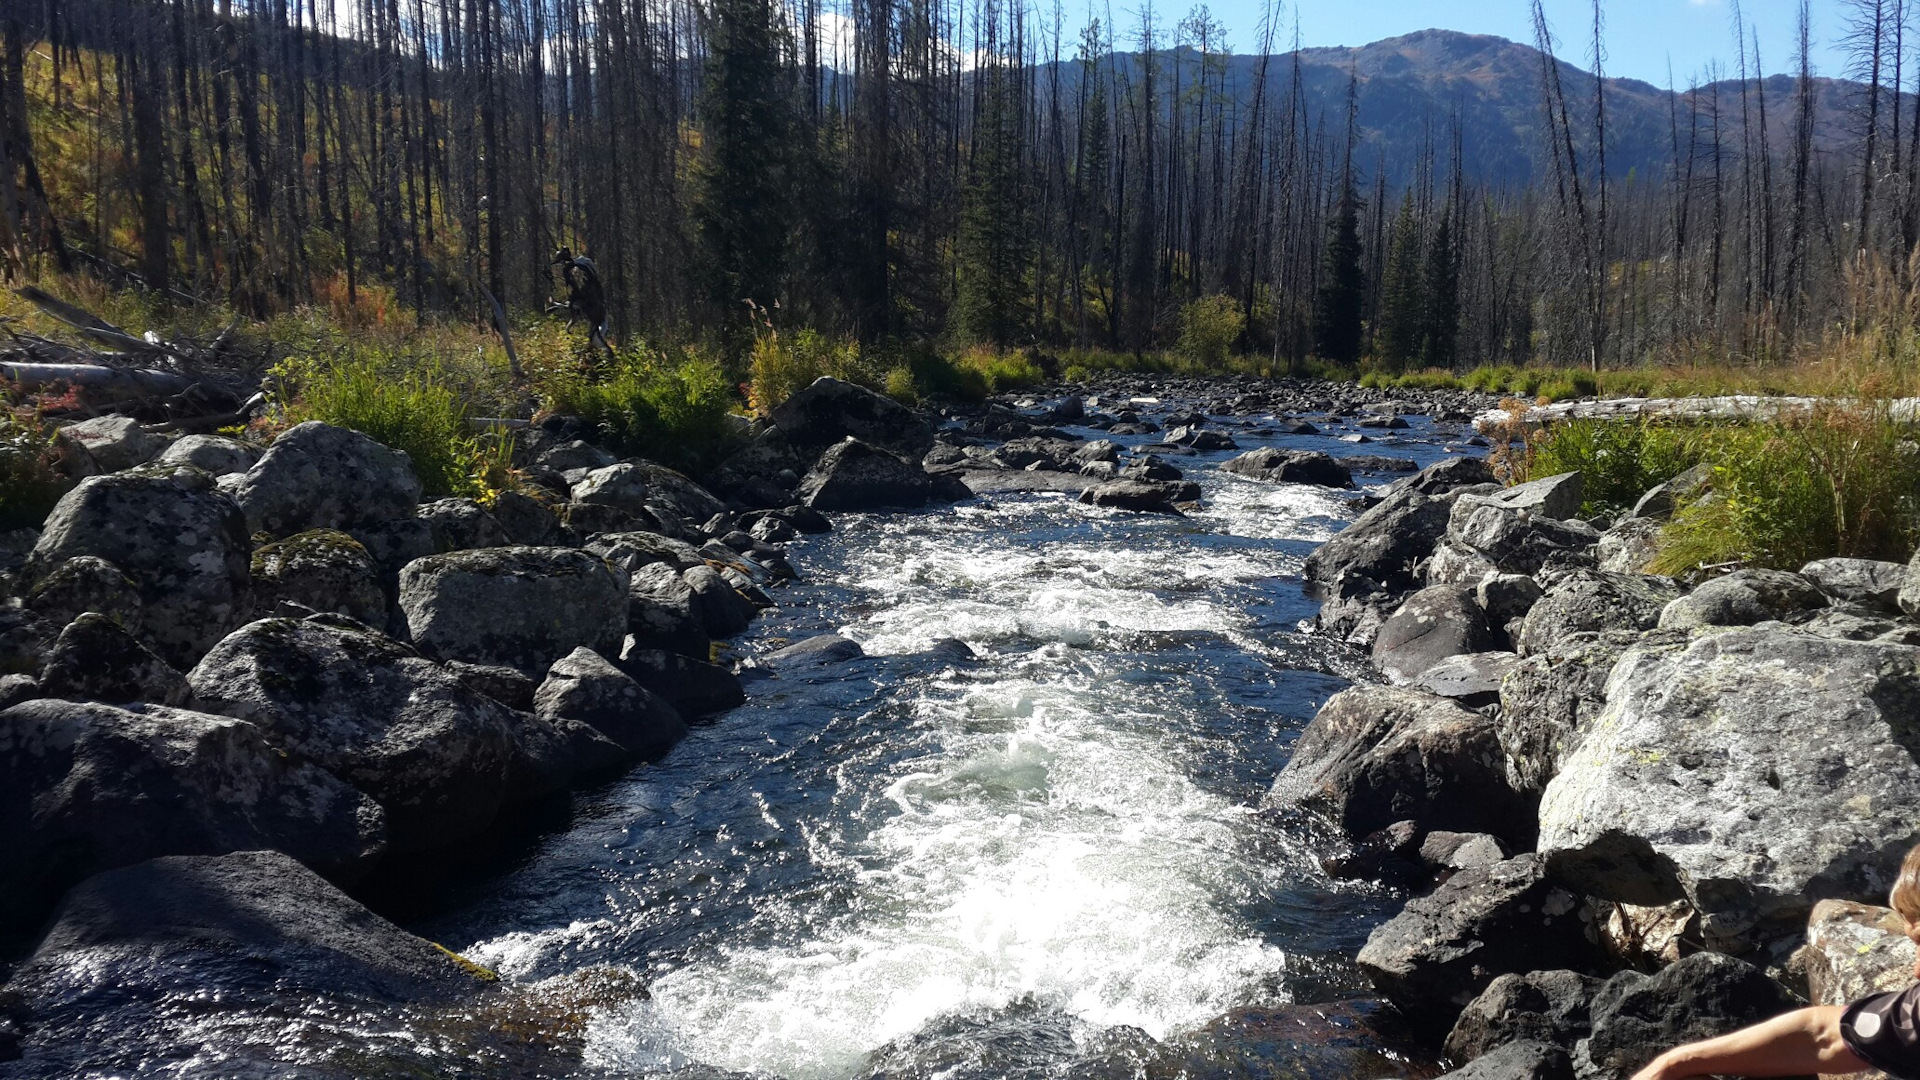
left=0, top=0, right=1915, bottom=371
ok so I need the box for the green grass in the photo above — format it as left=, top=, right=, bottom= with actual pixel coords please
left=1525, top=418, right=1716, bottom=516
left=543, top=345, right=741, bottom=474
left=0, top=412, right=73, bottom=529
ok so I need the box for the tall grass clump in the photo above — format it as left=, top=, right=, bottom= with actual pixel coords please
left=952, top=346, right=1045, bottom=396
left=547, top=345, right=740, bottom=473
left=276, top=354, right=512, bottom=501
left=747, top=328, right=875, bottom=413
left=0, top=412, right=72, bottom=529
left=1526, top=418, right=1713, bottom=515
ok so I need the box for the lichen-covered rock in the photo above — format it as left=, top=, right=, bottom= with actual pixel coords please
left=625, top=562, right=712, bottom=658
left=617, top=644, right=746, bottom=716
left=232, top=421, right=422, bottom=536
left=1538, top=627, right=1920, bottom=951
left=0, top=700, right=385, bottom=936
left=570, top=462, right=652, bottom=515
left=153, top=433, right=260, bottom=476
left=490, top=490, right=561, bottom=546
left=417, top=497, right=510, bottom=552
left=1447, top=501, right=1598, bottom=577
left=1219, top=448, right=1354, bottom=488
left=1304, top=488, right=1453, bottom=598
left=587, top=530, right=708, bottom=573
left=1372, top=585, right=1501, bottom=683
left=626, top=460, right=729, bottom=524
left=397, top=546, right=629, bottom=676
left=1801, top=899, right=1919, bottom=1008
left=187, top=616, right=538, bottom=851
left=797, top=438, right=948, bottom=512
left=1263, top=685, right=1525, bottom=843
left=55, top=415, right=167, bottom=473
left=1444, top=970, right=1601, bottom=1063
left=534, top=647, right=687, bottom=761
left=1595, top=516, right=1662, bottom=574
left=1078, top=478, right=1198, bottom=513
left=1494, top=630, right=1654, bottom=796
left=1657, top=567, right=1829, bottom=630
left=771, top=376, right=937, bottom=460
left=1801, top=557, right=1908, bottom=614
left=23, top=554, right=142, bottom=632
left=1577, top=953, right=1798, bottom=1079
left=38, top=613, right=193, bottom=707
left=26, top=466, right=251, bottom=668
left=250, top=528, right=386, bottom=625
left=1513, top=571, right=1679, bottom=657
left=1456, top=471, right=1584, bottom=520
left=1356, top=855, right=1595, bottom=1032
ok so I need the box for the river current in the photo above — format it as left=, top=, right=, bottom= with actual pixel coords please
left=411, top=414, right=1469, bottom=1079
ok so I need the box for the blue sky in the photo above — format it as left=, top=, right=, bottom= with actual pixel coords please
left=1139, top=0, right=1852, bottom=86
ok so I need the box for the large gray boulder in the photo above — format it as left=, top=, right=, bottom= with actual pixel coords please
left=153, top=433, right=260, bottom=476
left=1444, top=970, right=1601, bottom=1063
left=188, top=616, right=545, bottom=851
left=1513, top=571, right=1680, bottom=657
left=1577, top=953, right=1798, bottom=1079
left=1263, top=685, right=1524, bottom=843
left=249, top=528, right=386, bottom=625
left=232, top=421, right=422, bottom=536
left=1537, top=627, right=1920, bottom=951
left=1456, top=471, right=1584, bottom=520
left=683, top=564, right=755, bottom=638
left=1657, top=568, right=1829, bottom=630
left=1, top=851, right=490, bottom=1073
left=771, top=376, right=936, bottom=459
left=55, top=415, right=167, bottom=473
left=1380, top=455, right=1500, bottom=499
left=38, top=612, right=193, bottom=707
left=1595, top=517, right=1662, bottom=574
left=1802, top=557, right=1908, bottom=614
left=1078, top=478, right=1198, bottom=513
left=1495, top=630, right=1659, bottom=796
left=1447, top=500, right=1599, bottom=577
left=534, top=647, right=687, bottom=761
left=1304, top=488, right=1452, bottom=597
left=1407, top=651, right=1521, bottom=710
left=798, top=438, right=954, bottom=512
left=1801, top=899, right=1919, bottom=1007
left=1372, top=585, right=1501, bottom=684
left=416, top=497, right=510, bottom=552
left=0, top=700, right=384, bottom=936
left=1219, top=448, right=1354, bottom=487
left=397, top=546, right=629, bottom=675
left=1356, top=855, right=1594, bottom=1032
left=25, top=466, right=252, bottom=668
left=570, top=462, right=652, bottom=515
left=1438, top=1040, right=1572, bottom=1080
left=625, top=562, right=712, bottom=657
left=22, top=554, right=142, bottom=632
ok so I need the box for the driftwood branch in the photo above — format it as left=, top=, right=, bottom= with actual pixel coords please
left=143, top=391, right=267, bottom=433
left=12, top=286, right=154, bottom=353
left=0, top=361, right=195, bottom=396
left=477, top=282, right=525, bottom=379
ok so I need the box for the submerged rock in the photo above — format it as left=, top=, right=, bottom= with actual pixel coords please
left=1219, top=448, right=1353, bottom=488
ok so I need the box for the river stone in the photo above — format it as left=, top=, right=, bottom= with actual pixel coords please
left=761, top=633, right=867, bottom=671
left=1577, top=952, right=1798, bottom=1079
left=1802, top=557, right=1908, bottom=613
left=1628, top=462, right=1713, bottom=520
left=0, top=700, right=385, bottom=938
left=55, top=415, right=167, bottom=473
left=1447, top=502, right=1599, bottom=577
left=571, top=462, right=652, bottom=516
left=1444, top=970, right=1601, bottom=1063
left=1219, top=448, right=1354, bottom=488
left=1456, top=471, right=1584, bottom=520
left=38, top=612, right=193, bottom=707
left=1657, top=568, right=1829, bottom=630
left=590, top=530, right=709, bottom=573
left=2, top=851, right=487, bottom=1067
left=1372, top=585, right=1501, bottom=683
left=1514, top=571, right=1680, bottom=657
left=26, top=465, right=252, bottom=669
left=250, top=528, right=386, bottom=625
left=535, top=647, right=687, bottom=761
left=23, top=554, right=142, bottom=632
left=1263, top=685, right=1524, bottom=843
left=1439, top=1040, right=1573, bottom=1080
left=615, top=645, right=746, bottom=717
left=1303, top=488, right=1454, bottom=639
left=233, top=421, right=423, bottom=537
left=153, top=433, right=260, bottom=476
left=1404, top=652, right=1519, bottom=709
left=772, top=376, right=936, bottom=460
left=683, top=564, right=754, bottom=638
left=1078, top=479, right=1196, bottom=513
left=625, top=562, right=711, bottom=658
left=491, top=490, right=561, bottom=546
left=417, top=497, right=510, bottom=552
left=1595, top=516, right=1662, bottom=574
left=1100, top=999, right=1443, bottom=1080
left=398, top=546, right=629, bottom=675
left=799, top=438, right=945, bottom=512
left=1356, top=854, right=1594, bottom=1032
left=1537, top=627, right=1920, bottom=951
left=1801, top=900, right=1919, bottom=1007
left=187, top=616, right=538, bottom=851
left=1495, top=630, right=1655, bottom=796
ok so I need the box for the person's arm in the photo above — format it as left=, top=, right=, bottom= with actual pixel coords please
left=1630, top=1006, right=1869, bottom=1080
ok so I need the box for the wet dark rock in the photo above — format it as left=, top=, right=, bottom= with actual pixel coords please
left=1357, top=855, right=1596, bottom=1033
left=1513, top=571, right=1679, bottom=657
left=38, top=612, right=193, bottom=706
left=615, top=644, right=746, bottom=717
left=1372, top=585, right=1501, bottom=684
left=1219, top=448, right=1354, bottom=487
left=762, top=633, right=867, bottom=671
left=233, top=421, right=423, bottom=537
left=773, top=377, right=937, bottom=460
left=683, top=564, right=755, bottom=638
left=1538, top=627, right=1920, bottom=951
left=1444, top=970, right=1601, bottom=1062
left=250, top=528, right=387, bottom=626
left=490, top=490, right=562, bottom=546
left=625, top=562, right=713, bottom=658
left=0, top=701, right=385, bottom=937
left=1090, top=1000, right=1441, bottom=1080
left=1077, top=479, right=1196, bottom=514
left=1494, top=630, right=1649, bottom=796
left=1439, top=1040, right=1572, bottom=1080
left=535, top=647, right=687, bottom=761
left=187, top=616, right=539, bottom=851
left=398, top=546, right=630, bottom=676
left=417, top=497, right=511, bottom=552
left=1263, top=685, right=1525, bottom=843
left=1658, top=568, right=1830, bottom=630
left=25, top=466, right=252, bottom=669
left=1323, top=819, right=1426, bottom=885
left=444, top=660, right=538, bottom=712
left=800, top=438, right=955, bottom=512
left=1578, top=953, right=1800, bottom=1079
left=1120, top=454, right=1184, bottom=482
left=154, top=433, right=259, bottom=476
left=22, top=554, right=142, bottom=632
left=1304, top=493, right=1453, bottom=646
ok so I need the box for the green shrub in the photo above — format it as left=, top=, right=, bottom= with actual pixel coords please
left=279, top=354, right=508, bottom=501
left=550, top=346, right=741, bottom=473
left=1176, top=295, right=1246, bottom=368
left=884, top=365, right=919, bottom=405
left=747, top=328, right=875, bottom=413
left=1528, top=418, right=1713, bottom=515
left=0, top=412, right=72, bottom=529
left=1536, top=369, right=1599, bottom=403
left=953, top=347, right=1044, bottom=395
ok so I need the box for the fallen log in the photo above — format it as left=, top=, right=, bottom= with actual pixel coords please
left=1, top=361, right=195, bottom=396
left=12, top=286, right=154, bottom=353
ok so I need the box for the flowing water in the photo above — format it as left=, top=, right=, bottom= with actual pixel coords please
left=413, top=417, right=1470, bottom=1079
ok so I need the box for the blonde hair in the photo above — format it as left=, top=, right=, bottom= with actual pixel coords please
left=1891, top=843, right=1920, bottom=932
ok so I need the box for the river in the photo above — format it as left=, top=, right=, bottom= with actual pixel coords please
left=408, top=414, right=1469, bottom=1079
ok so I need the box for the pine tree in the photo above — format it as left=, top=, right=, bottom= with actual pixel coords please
left=1375, top=192, right=1425, bottom=372
left=1422, top=212, right=1460, bottom=370
left=954, top=64, right=1032, bottom=348
left=694, top=0, right=797, bottom=349
left=1312, top=179, right=1366, bottom=366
